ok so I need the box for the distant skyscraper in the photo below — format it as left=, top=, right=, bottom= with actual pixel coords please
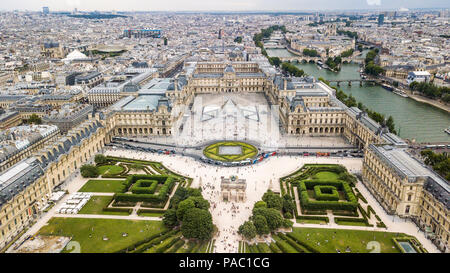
left=218, top=29, right=224, bottom=39
left=43, top=7, right=49, bottom=15
left=378, top=14, right=384, bottom=26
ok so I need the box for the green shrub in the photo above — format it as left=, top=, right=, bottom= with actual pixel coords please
left=155, top=237, right=181, bottom=253
left=296, top=215, right=329, bottom=223
left=102, top=207, right=132, bottom=214
left=114, top=175, right=175, bottom=204
left=131, top=179, right=158, bottom=194
left=115, top=229, right=172, bottom=253
left=298, top=181, right=358, bottom=213
left=286, top=232, right=320, bottom=253
left=167, top=239, right=185, bottom=253
left=269, top=243, right=282, bottom=253
left=334, top=217, right=371, bottom=226
left=313, top=185, right=340, bottom=201
left=133, top=229, right=179, bottom=253
left=277, top=233, right=306, bottom=253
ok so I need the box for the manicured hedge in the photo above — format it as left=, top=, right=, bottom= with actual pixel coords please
left=314, top=185, right=339, bottom=201
left=274, top=237, right=297, bottom=253
left=392, top=237, right=425, bottom=253
left=269, top=243, right=282, bottom=253
left=102, top=207, right=132, bottom=214
left=133, top=230, right=179, bottom=253
left=334, top=217, right=372, bottom=226
left=358, top=204, right=370, bottom=220
left=131, top=179, right=158, bottom=194
left=114, top=175, right=175, bottom=204
left=155, top=237, right=182, bottom=253
left=137, top=208, right=166, bottom=214
left=298, top=180, right=358, bottom=212
left=256, top=243, right=272, bottom=253
left=277, top=233, right=306, bottom=253
left=115, top=229, right=172, bottom=253
left=167, top=239, right=185, bottom=253
left=281, top=164, right=348, bottom=182
left=296, top=215, right=329, bottom=223
left=286, top=232, right=320, bottom=253
left=302, top=210, right=327, bottom=215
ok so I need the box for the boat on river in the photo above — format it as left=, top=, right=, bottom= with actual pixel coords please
left=393, top=88, right=409, bottom=98
left=381, top=83, right=394, bottom=91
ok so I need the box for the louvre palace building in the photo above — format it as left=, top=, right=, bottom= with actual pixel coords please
left=1, top=60, right=448, bottom=252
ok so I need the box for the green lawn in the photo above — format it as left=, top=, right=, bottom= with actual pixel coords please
left=203, top=141, right=258, bottom=162
left=314, top=171, right=340, bottom=180
left=78, top=196, right=130, bottom=216
left=78, top=179, right=126, bottom=193
left=38, top=218, right=167, bottom=253
left=291, top=227, right=407, bottom=253
left=98, top=165, right=124, bottom=175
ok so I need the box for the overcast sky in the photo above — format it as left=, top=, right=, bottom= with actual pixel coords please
left=2, top=0, right=449, bottom=12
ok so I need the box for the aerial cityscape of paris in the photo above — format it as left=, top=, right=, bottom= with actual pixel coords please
left=0, top=0, right=448, bottom=264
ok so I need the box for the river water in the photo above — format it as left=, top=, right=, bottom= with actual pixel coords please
left=266, top=48, right=450, bottom=143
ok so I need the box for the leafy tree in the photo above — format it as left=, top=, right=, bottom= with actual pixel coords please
left=187, top=187, right=202, bottom=197
left=340, top=49, right=354, bottom=58
left=281, top=62, right=305, bottom=77
left=170, top=187, right=202, bottom=209
left=282, top=194, right=295, bottom=214
left=189, top=196, right=210, bottom=210
left=253, top=215, right=270, bottom=235
left=421, top=150, right=450, bottom=180
left=234, top=36, right=243, bottom=43
left=303, top=48, right=319, bottom=57
left=268, top=57, right=281, bottom=67
left=253, top=207, right=284, bottom=231
left=409, top=81, right=450, bottom=100
left=284, top=212, right=293, bottom=219
left=262, top=190, right=283, bottom=210
left=28, top=114, right=42, bottom=124
left=181, top=208, right=213, bottom=240
left=386, top=116, right=396, bottom=134
left=443, top=94, right=450, bottom=103
left=238, top=221, right=257, bottom=239
left=176, top=198, right=195, bottom=221
left=162, top=208, right=178, bottom=228
left=94, top=154, right=108, bottom=165
left=282, top=219, right=294, bottom=228
left=253, top=201, right=267, bottom=209
left=80, top=165, right=99, bottom=178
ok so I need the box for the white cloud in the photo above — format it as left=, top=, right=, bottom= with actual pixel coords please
left=366, top=0, right=381, bottom=5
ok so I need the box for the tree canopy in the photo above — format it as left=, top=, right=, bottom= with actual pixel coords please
left=181, top=208, right=214, bottom=241
left=238, top=221, right=257, bottom=239
left=80, top=164, right=99, bottom=178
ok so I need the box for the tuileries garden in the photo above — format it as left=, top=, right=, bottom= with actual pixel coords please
left=22, top=149, right=429, bottom=253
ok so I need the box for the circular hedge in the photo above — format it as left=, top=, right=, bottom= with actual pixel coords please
left=203, top=141, right=258, bottom=162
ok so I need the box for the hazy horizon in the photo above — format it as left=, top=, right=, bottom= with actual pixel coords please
left=1, top=0, right=449, bottom=12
